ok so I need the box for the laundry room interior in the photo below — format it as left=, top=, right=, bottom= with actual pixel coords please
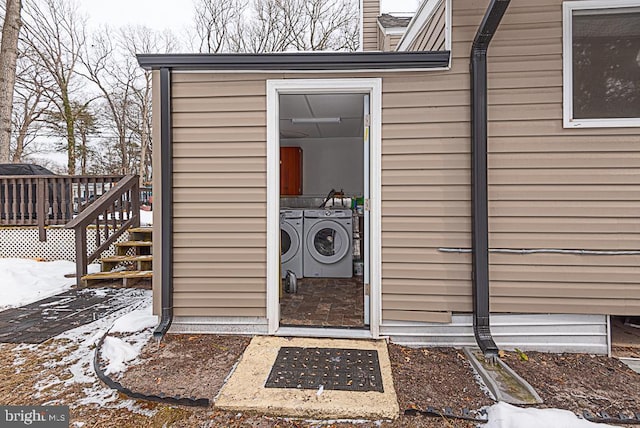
left=278, top=92, right=368, bottom=329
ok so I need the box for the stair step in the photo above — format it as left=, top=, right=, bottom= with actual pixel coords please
left=128, top=227, right=153, bottom=234
left=101, top=255, right=153, bottom=263
left=82, top=270, right=153, bottom=280
left=115, top=240, right=152, bottom=247
left=80, top=270, right=153, bottom=288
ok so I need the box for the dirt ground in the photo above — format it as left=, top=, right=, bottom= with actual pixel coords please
left=2, top=333, right=640, bottom=427
left=502, top=350, right=640, bottom=417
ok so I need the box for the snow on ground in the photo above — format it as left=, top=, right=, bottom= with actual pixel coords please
left=101, top=302, right=157, bottom=375
left=0, top=258, right=100, bottom=310
left=139, top=209, right=153, bottom=226
left=483, top=402, right=617, bottom=428
left=15, top=289, right=156, bottom=414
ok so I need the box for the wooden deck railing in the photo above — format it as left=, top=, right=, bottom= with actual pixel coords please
left=65, top=175, right=140, bottom=285
left=0, top=175, right=124, bottom=240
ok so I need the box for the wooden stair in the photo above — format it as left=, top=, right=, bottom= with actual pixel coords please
left=81, top=227, right=153, bottom=288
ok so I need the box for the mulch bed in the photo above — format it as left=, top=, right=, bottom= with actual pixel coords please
left=384, top=345, right=494, bottom=428
left=119, top=334, right=251, bottom=400
left=502, top=350, right=640, bottom=416
left=5, top=331, right=640, bottom=427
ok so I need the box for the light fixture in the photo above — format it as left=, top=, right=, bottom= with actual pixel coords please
left=290, top=117, right=341, bottom=124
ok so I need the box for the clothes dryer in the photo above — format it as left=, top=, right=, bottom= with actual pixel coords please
left=280, top=209, right=304, bottom=279
left=303, top=209, right=353, bottom=278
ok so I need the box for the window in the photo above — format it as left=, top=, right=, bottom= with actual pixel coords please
left=563, top=1, right=640, bottom=127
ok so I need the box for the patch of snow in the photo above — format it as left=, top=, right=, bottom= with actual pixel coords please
left=109, top=304, right=157, bottom=333
left=101, top=337, right=140, bottom=375
left=0, top=258, right=76, bottom=310
left=482, top=402, right=618, bottom=428
left=139, top=209, right=153, bottom=226
left=28, top=289, right=156, bottom=416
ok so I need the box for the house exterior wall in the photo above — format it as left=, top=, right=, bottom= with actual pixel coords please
left=154, top=0, right=640, bottom=323
left=407, top=0, right=447, bottom=51
left=477, top=0, right=640, bottom=315
left=377, top=29, right=404, bottom=51
left=362, top=0, right=380, bottom=51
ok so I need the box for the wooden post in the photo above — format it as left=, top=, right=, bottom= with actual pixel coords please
left=132, top=180, right=140, bottom=228
left=75, top=226, right=87, bottom=287
left=37, top=178, right=46, bottom=241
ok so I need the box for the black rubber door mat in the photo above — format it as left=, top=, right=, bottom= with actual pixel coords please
left=0, top=289, right=137, bottom=344
left=265, top=347, right=384, bottom=392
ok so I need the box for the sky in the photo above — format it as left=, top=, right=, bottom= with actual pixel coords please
left=82, top=0, right=421, bottom=31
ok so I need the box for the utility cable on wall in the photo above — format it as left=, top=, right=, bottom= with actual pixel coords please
left=438, top=248, right=640, bottom=256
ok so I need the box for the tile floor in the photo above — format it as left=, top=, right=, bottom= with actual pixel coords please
left=280, top=277, right=365, bottom=328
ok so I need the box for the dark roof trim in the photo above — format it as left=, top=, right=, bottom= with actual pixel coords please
left=136, top=51, right=450, bottom=71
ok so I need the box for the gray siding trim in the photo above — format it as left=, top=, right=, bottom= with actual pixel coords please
left=381, top=314, right=608, bottom=354
left=170, top=316, right=268, bottom=335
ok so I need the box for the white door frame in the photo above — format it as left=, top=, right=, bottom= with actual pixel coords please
left=266, top=78, right=382, bottom=338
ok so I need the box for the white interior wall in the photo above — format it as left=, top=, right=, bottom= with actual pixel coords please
left=281, top=137, right=364, bottom=196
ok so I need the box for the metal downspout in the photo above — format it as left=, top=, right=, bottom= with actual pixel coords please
left=154, top=67, right=173, bottom=341
left=470, top=0, right=510, bottom=358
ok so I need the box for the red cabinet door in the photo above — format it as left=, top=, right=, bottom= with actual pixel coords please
left=280, top=147, right=302, bottom=196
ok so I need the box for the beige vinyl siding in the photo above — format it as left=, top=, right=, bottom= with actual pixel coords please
left=362, top=0, right=380, bottom=51
left=407, top=0, right=446, bottom=51
left=473, top=0, right=640, bottom=315
left=170, top=73, right=278, bottom=318
left=162, top=0, right=640, bottom=322
left=378, top=29, right=404, bottom=51
left=381, top=0, right=640, bottom=320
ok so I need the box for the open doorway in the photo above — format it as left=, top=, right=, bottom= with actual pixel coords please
left=277, top=92, right=367, bottom=329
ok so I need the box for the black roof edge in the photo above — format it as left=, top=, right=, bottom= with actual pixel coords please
left=136, top=51, right=450, bottom=71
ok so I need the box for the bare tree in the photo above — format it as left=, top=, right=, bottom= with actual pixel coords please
left=191, top=0, right=245, bottom=53
left=22, top=0, right=87, bottom=174
left=81, top=27, right=137, bottom=175
left=192, top=0, right=360, bottom=53
left=82, top=25, right=177, bottom=181
left=235, top=0, right=292, bottom=53
left=119, top=26, right=178, bottom=186
left=74, top=103, right=97, bottom=175
left=298, top=0, right=360, bottom=51
left=0, top=0, right=22, bottom=162
left=10, top=44, right=53, bottom=162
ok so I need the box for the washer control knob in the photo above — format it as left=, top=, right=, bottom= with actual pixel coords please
left=325, top=210, right=331, bottom=216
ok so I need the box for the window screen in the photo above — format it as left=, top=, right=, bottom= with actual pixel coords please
left=572, top=8, right=640, bottom=120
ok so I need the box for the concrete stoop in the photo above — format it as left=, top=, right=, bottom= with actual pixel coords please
left=215, top=336, right=400, bottom=420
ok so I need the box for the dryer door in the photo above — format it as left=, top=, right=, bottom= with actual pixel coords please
left=281, top=221, right=300, bottom=263
left=306, top=220, right=350, bottom=264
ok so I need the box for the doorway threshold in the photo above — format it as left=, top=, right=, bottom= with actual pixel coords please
left=276, top=326, right=373, bottom=340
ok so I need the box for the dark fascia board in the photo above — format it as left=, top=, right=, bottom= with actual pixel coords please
left=136, top=51, right=450, bottom=71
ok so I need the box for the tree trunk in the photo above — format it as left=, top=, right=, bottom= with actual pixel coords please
left=0, top=0, right=22, bottom=163
left=12, top=126, right=27, bottom=162
left=62, top=94, right=76, bottom=174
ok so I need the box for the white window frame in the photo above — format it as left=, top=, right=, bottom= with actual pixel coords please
left=563, top=0, right=640, bottom=128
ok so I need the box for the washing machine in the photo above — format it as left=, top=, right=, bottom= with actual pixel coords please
left=303, top=209, right=353, bottom=278
left=280, top=209, right=304, bottom=279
